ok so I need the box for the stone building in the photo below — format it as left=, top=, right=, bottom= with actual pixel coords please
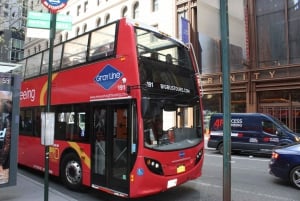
left=198, top=0, right=300, bottom=133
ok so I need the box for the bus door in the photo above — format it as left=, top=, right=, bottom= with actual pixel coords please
left=91, top=103, right=130, bottom=194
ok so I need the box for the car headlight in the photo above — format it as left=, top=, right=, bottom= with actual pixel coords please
left=295, top=136, right=300, bottom=142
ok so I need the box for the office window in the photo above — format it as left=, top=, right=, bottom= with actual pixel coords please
left=76, top=27, right=80, bottom=36
left=133, top=2, right=139, bottom=19
left=122, top=6, right=128, bottom=17
left=84, top=1, right=88, bottom=13
left=152, top=0, right=158, bottom=12
left=96, top=17, right=101, bottom=27
left=83, top=24, right=87, bottom=33
left=105, top=14, right=110, bottom=24
left=256, top=0, right=300, bottom=66
left=77, top=5, right=81, bottom=16
left=65, top=32, right=68, bottom=40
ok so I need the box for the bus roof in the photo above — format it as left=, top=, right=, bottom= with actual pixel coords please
left=124, top=18, right=188, bottom=48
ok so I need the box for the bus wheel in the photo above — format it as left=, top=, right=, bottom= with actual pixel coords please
left=218, top=143, right=224, bottom=155
left=61, top=153, right=82, bottom=190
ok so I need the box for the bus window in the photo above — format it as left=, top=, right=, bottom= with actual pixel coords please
left=89, top=23, right=116, bottom=61
left=41, top=45, right=63, bottom=74
left=62, top=34, right=89, bottom=68
left=20, top=110, right=33, bottom=134
left=25, top=54, right=42, bottom=78
left=78, top=112, right=86, bottom=137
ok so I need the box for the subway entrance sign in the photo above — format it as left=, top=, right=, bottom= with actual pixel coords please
left=27, top=12, right=72, bottom=30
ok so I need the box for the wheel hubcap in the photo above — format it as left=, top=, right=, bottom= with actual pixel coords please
left=65, top=160, right=82, bottom=185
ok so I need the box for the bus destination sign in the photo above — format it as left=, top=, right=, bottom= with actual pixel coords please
left=41, top=0, right=68, bottom=13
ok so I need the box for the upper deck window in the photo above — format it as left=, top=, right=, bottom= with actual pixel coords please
left=89, top=22, right=116, bottom=61
left=135, top=28, right=192, bottom=71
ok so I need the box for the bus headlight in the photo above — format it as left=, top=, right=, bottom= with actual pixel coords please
left=144, top=157, right=163, bottom=175
left=195, top=149, right=204, bottom=164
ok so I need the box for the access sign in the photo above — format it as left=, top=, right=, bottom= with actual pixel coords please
left=42, top=0, right=68, bottom=13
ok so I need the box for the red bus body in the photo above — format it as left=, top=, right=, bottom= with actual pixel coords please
left=18, top=18, right=204, bottom=198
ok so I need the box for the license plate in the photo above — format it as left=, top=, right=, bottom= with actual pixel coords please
left=177, top=165, right=185, bottom=173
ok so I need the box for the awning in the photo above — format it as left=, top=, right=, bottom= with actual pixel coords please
left=0, top=62, right=22, bottom=73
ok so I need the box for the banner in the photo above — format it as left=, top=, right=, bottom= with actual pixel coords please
left=181, top=17, right=190, bottom=44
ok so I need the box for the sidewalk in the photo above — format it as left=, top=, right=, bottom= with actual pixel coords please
left=0, top=172, right=77, bottom=201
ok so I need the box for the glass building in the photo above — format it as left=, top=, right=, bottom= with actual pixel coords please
left=198, top=0, right=300, bottom=133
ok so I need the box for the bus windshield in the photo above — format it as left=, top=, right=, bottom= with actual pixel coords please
left=142, top=97, right=202, bottom=151
left=135, top=27, right=202, bottom=151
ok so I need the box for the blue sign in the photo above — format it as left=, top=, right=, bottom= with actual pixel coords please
left=94, top=65, right=123, bottom=90
left=137, top=168, right=144, bottom=176
left=42, top=0, right=68, bottom=13
left=181, top=17, right=189, bottom=44
left=179, top=151, right=185, bottom=158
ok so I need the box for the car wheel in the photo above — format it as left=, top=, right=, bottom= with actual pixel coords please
left=290, top=165, right=300, bottom=189
left=61, top=153, right=82, bottom=190
left=218, top=143, right=224, bottom=155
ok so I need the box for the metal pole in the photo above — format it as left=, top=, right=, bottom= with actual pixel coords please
left=44, top=12, right=56, bottom=201
left=220, top=0, right=231, bottom=201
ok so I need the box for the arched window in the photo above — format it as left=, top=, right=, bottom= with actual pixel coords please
left=152, top=0, right=158, bottom=12
left=96, top=17, right=101, bottom=27
left=122, top=6, right=128, bottom=18
left=105, top=14, right=110, bottom=24
left=133, top=2, right=139, bottom=19
left=83, top=23, right=87, bottom=33
left=76, top=27, right=80, bottom=36
left=65, top=32, right=68, bottom=41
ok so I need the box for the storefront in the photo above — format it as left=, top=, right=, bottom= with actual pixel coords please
left=198, top=0, right=300, bottom=133
left=201, top=66, right=300, bottom=133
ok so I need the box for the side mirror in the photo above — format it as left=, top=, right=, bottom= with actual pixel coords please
left=276, top=128, right=283, bottom=136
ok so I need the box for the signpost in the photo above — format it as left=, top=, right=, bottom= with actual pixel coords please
left=27, top=12, right=72, bottom=30
left=39, top=1, right=69, bottom=201
left=220, top=1, right=232, bottom=201
left=42, top=0, right=68, bottom=13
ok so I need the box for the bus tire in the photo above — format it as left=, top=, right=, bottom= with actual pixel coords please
left=61, top=153, right=82, bottom=190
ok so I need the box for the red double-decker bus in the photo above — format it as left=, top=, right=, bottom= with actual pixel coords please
left=18, top=18, right=204, bottom=198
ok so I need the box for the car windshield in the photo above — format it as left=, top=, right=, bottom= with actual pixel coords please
left=268, top=114, right=295, bottom=133
left=142, top=98, right=202, bottom=151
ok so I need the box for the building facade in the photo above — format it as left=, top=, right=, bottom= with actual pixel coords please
left=24, top=0, right=178, bottom=57
left=24, top=0, right=199, bottom=62
left=0, top=0, right=26, bottom=62
left=198, top=0, right=300, bottom=133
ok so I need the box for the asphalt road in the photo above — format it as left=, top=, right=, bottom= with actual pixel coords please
left=16, top=150, right=300, bottom=201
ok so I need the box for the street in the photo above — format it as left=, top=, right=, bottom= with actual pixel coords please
left=7, top=150, right=298, bottom=201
